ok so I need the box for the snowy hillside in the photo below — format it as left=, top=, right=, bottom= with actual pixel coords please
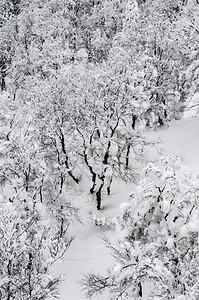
left=1, top=0, right=199, bottom=299
left=59, top=116, right=199, bottom=300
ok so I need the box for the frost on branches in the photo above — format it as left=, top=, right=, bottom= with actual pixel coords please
left=83, top=156, right=199, bottom=299
left=0, top=92, right=79, bottom=299
left=0, top=192, right=74, bottom=300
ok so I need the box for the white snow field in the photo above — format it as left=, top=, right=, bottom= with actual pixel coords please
left=57, top=116, right=199, bottom=300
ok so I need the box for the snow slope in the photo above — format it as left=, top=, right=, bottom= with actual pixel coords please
left=151, top=117, right=199, bottom=175
left=57, top=117, right=199, bottom=300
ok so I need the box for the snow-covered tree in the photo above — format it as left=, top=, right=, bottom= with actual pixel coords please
left=176, top=0, right=199, bottom=112
left=114, top=0, right=191, bottom=125
left=1, top=0, right=197, bottom=120
left=0, top=191, right=75, bottom=300
left=82, top=156, right=199, bottom=299
left=1, top=0, right=198, bottom=214
left=30, top=61, right=158, bottom=210
left=0, top=90, right=80, bottom=299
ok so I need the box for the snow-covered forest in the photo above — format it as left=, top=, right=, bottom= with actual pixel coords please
left=0, top=0, right=199, bottom=299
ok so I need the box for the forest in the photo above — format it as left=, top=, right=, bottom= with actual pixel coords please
left=0, top=0, right=199, bottom=299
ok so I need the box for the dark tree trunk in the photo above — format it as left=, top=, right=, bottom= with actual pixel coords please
left=59, top=173, right=64, bottom=194
left=96, top=174, right=105, bottom=210
left=132, top=114, right=137, bottom=130
left=90, top=172, right=97, bottom=194
left=82, top=143, right=97, bottom=195
left=60, top=216, right=64, bottom=237
left=1, top=78, right=6, bottom=91
left=103, top=140, right=111, bottom=165
left=96, top=184, right=103, bottom=210
left=138, top=282, right=142, bottom=297
left=68, top=170, right=79, bottom=184
left=24, top=164, right=31, bottom=192
left=27, top=252, right=33, bottom=297
left=158, top=115, right=164, bottom=126
left=107, top=177, right=112, bottom=196
left=126, top=144, right=131, bottom=168
left=7, top=260, right=12, bottom=300
left=1, top=72, right=6, bottom=91
left=59, top=129, right=79, bottom=184
left=39, top=185, right=43, bottom=202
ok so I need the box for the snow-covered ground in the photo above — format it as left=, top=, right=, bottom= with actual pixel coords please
left=57, top=116, right=199, bottom=300
left=152, top=117, right=199, bottom=175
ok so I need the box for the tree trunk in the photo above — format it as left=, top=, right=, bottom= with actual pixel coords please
left=28, top=252, right=33, bottom=297
left=82, top=146, right=97, bottom=195
left=59, top=173, right=64, bottom=194
left=126, top=144, right=131, bottom=168
left=107, top=177, right=112, bottom=196
left=59, top=130, right=79, bottom=184
left=90, top=172, right=96, bottom=194
left=68, top=169, right=79, bottom=184
left=96, top=174, right=105, bottom=210
left=132, top=114, right=137, bottom=129
left=7, top=260, right=12, bottom=300
left=96, top=186, right=103, bottom=210
left=1, top=75, right=6, bottom=91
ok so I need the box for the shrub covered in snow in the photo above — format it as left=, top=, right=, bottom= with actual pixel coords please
left=83, top=156, right=199, bottom=299
left=0, top=191, right=76, bottom=300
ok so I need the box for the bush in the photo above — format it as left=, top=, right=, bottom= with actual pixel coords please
left=82, top=156, right=199, bottom=299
